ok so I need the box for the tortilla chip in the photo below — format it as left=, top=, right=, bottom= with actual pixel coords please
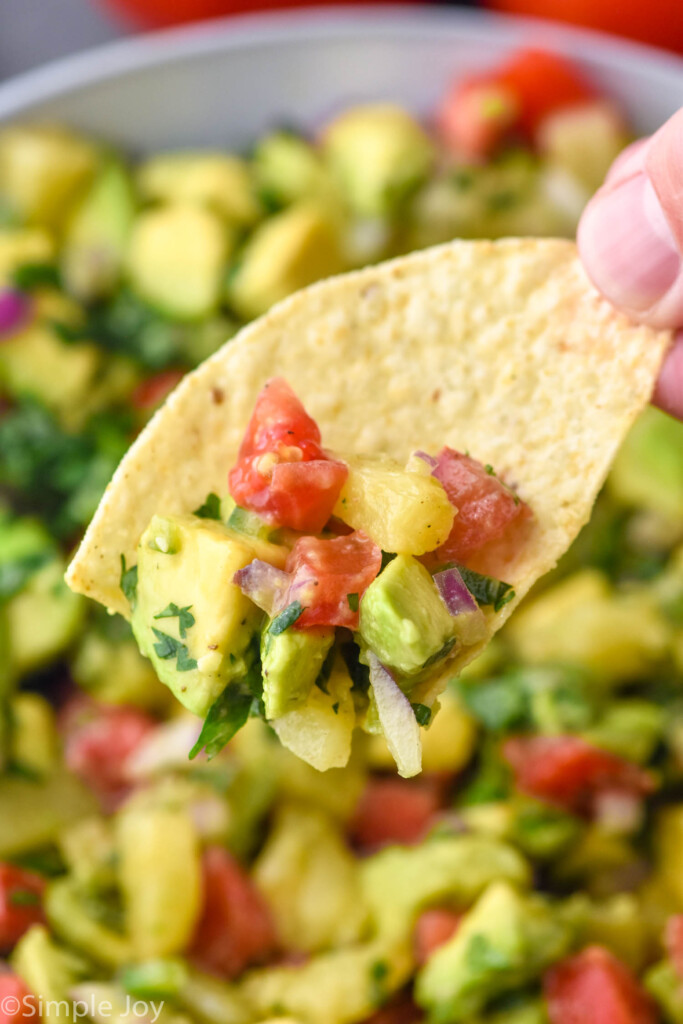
left=67, top=238, right=669, bottom=658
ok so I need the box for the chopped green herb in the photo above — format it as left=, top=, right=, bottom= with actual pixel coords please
left=315, top=647, right=335, bottom=695
left=380, top=551, right=397, bottom=572
left=347, top=592, right=359, bottom=612
left=153, top=602, right=195, bottom=639
left=8, top=889, right=41, bottom=907
left=369, top=960, right=389, bottom=1008
left=12, top=263, right=61, bottom=290
left=485, top=464, right=496, bottom=475
left=119, top=555, right=138, bottom=608
left=332, top=702, right=340, bottom=715
left=422, top=636, right=457, bottom=668
left=458, top=565, right=515, bottom=612
left=193, top=493, right=221, bottom=520
left=411, top=703, right=432, bottom=727
left=268, top=600, right=304, bottom=635
left=340, top=641, right=370, bottom=694
left=151, top=628, right=197, bottom=672
left=189, top=682, right=253, bottom=760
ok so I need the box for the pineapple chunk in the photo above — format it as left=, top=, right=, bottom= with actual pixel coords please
left=116, top=794, right=202, bottom=958
left=0, top=125, right=97, bottom=228
left=333, top=453, right=454, bottom=555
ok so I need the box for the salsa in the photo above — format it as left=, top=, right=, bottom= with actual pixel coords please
left=1, top=45, right=683, bottom=1024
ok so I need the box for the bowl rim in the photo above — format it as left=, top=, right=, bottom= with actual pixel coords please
left=0, top=3, right=681, bottom=121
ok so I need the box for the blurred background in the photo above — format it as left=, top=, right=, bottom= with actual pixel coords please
left=2, top=0, right=682, bottom=83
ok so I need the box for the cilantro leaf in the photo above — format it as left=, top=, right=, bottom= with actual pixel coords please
left=120, top=555, right=138, bottom=608
left=369, top=961, right=389, bottom=1009
left=189, top=682, right=253, bottom=760
left=458, top=566, right=515, bottom=612
left=347, top=592, right=359, bottom=613
left=380, top=551, right=397, bottom=572
left=466, top=933, right=512, bottom=974
left=457, top=676, right=529, bottom=733
left=411, top=703, right=432, bottom=727
left=151, top=628, right=197, bottom=671
left=154, top=602, right=195, bottom=639
left=193, top=493, right=221, bottom=520
left=268, top=600, right=303, bottom=635
left=12, top=263, right=61, bottom=291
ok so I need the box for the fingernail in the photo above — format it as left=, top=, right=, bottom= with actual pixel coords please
left=578, top=170, right=681, bottom=315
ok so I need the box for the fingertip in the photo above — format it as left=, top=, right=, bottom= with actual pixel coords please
left=652, top=329, right=683, bottom=421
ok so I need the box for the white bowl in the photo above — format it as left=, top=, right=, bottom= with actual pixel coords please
left=0, top=6, right=681, bottom=150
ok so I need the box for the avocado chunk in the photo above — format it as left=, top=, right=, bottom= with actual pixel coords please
left=45, top=876, right=133, bottom=969
left=9, top=693, right=60, bottom=776
left=359, top=554, right=456, bottom=678
left=7, top=559, right=84, bottom=675
left=11, top=926, right=88, bottom=1024
left=254, top=131, right=337, bottom=208
left=646, top=961, right=683, bottom=1024
left=322, top=104, right=435, bottom=217
left=228, top=201, right=344, bottom=320
left=0, top=768, right=97, bottom=859
left=137, top=151, right=261, bottom=226
left=415, top=881, right=572, bottom=1022
left=127, top=203, right=231, bottom=320
left=362, top=836, right=530, bottom=943
left=131, top=513, right=287, bottom=717
left=261, top=624, right=334, bottom=719
left=62, top=160, right=136, bottom=301
left=608, top=407, right=683, bottom=525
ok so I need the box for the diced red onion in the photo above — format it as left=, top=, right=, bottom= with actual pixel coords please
left=368, top=652, right=422, bottom=779
left=433, top=566, right=487, bottom=645
left=124, top=717, right=202, bottom=780
left=413, top=449, right=438, bottom=469
left=0, top=288, right=32, bottom=338
left=593, top=789, right=644, bottom=835
left=434, top=566, right=478, bottom=616
left=233, top=559, right=290, bottom=616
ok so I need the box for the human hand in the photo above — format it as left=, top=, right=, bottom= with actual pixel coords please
left=578, top=108, right=683, bottom=420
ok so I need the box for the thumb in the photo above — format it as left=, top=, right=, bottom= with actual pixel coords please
left=577, top=108, right=683, bottom=331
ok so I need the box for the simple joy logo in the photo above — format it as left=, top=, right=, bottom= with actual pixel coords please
left=0, top=995, right=165, bottom=1023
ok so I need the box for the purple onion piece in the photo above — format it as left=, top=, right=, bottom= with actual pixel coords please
left=433, top=566, right=478, bottom=616
left=233, top=559, right=290, bottom=617
left=367, top=653, right=422, bottom=778
left=433, top=567, right=488, bottom=645
left=0, top=288, right=32, bottom=339
left=412, top=449, right=438, bottom=469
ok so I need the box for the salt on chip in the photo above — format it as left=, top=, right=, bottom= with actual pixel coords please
left=67, top=237, right=670, bottom=686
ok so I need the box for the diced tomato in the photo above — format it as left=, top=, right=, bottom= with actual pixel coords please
left=190, top=845, right=277, bottom=978
left=236, top=377, right=322, bottom=458
left=131, top=369, right=185, bottom=411
left=503, top=735, right=653, bottom=817
left=0, top=974, right=38, bottom=1024
left=350, top=777, right=441, bottom=850
left=61, top=698, right=156, bottom=809
left=432, top=448, right=532, bottom=573
left=283, top=531, right=381, bottom=629
left=665, top=916, right=683, bottom=980
left=436, top=75, right=519, bottom=161
left=229, top=378, right=348, bottom=533
left=0, top=865, right=45, bottom=953
left=437, top=48, right=594, bottom=158
left=544, top=946, right=657, bottom=1024
left=497, top=49, right=595, bottom=137
left=414, top=908, right=463, bottom=965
